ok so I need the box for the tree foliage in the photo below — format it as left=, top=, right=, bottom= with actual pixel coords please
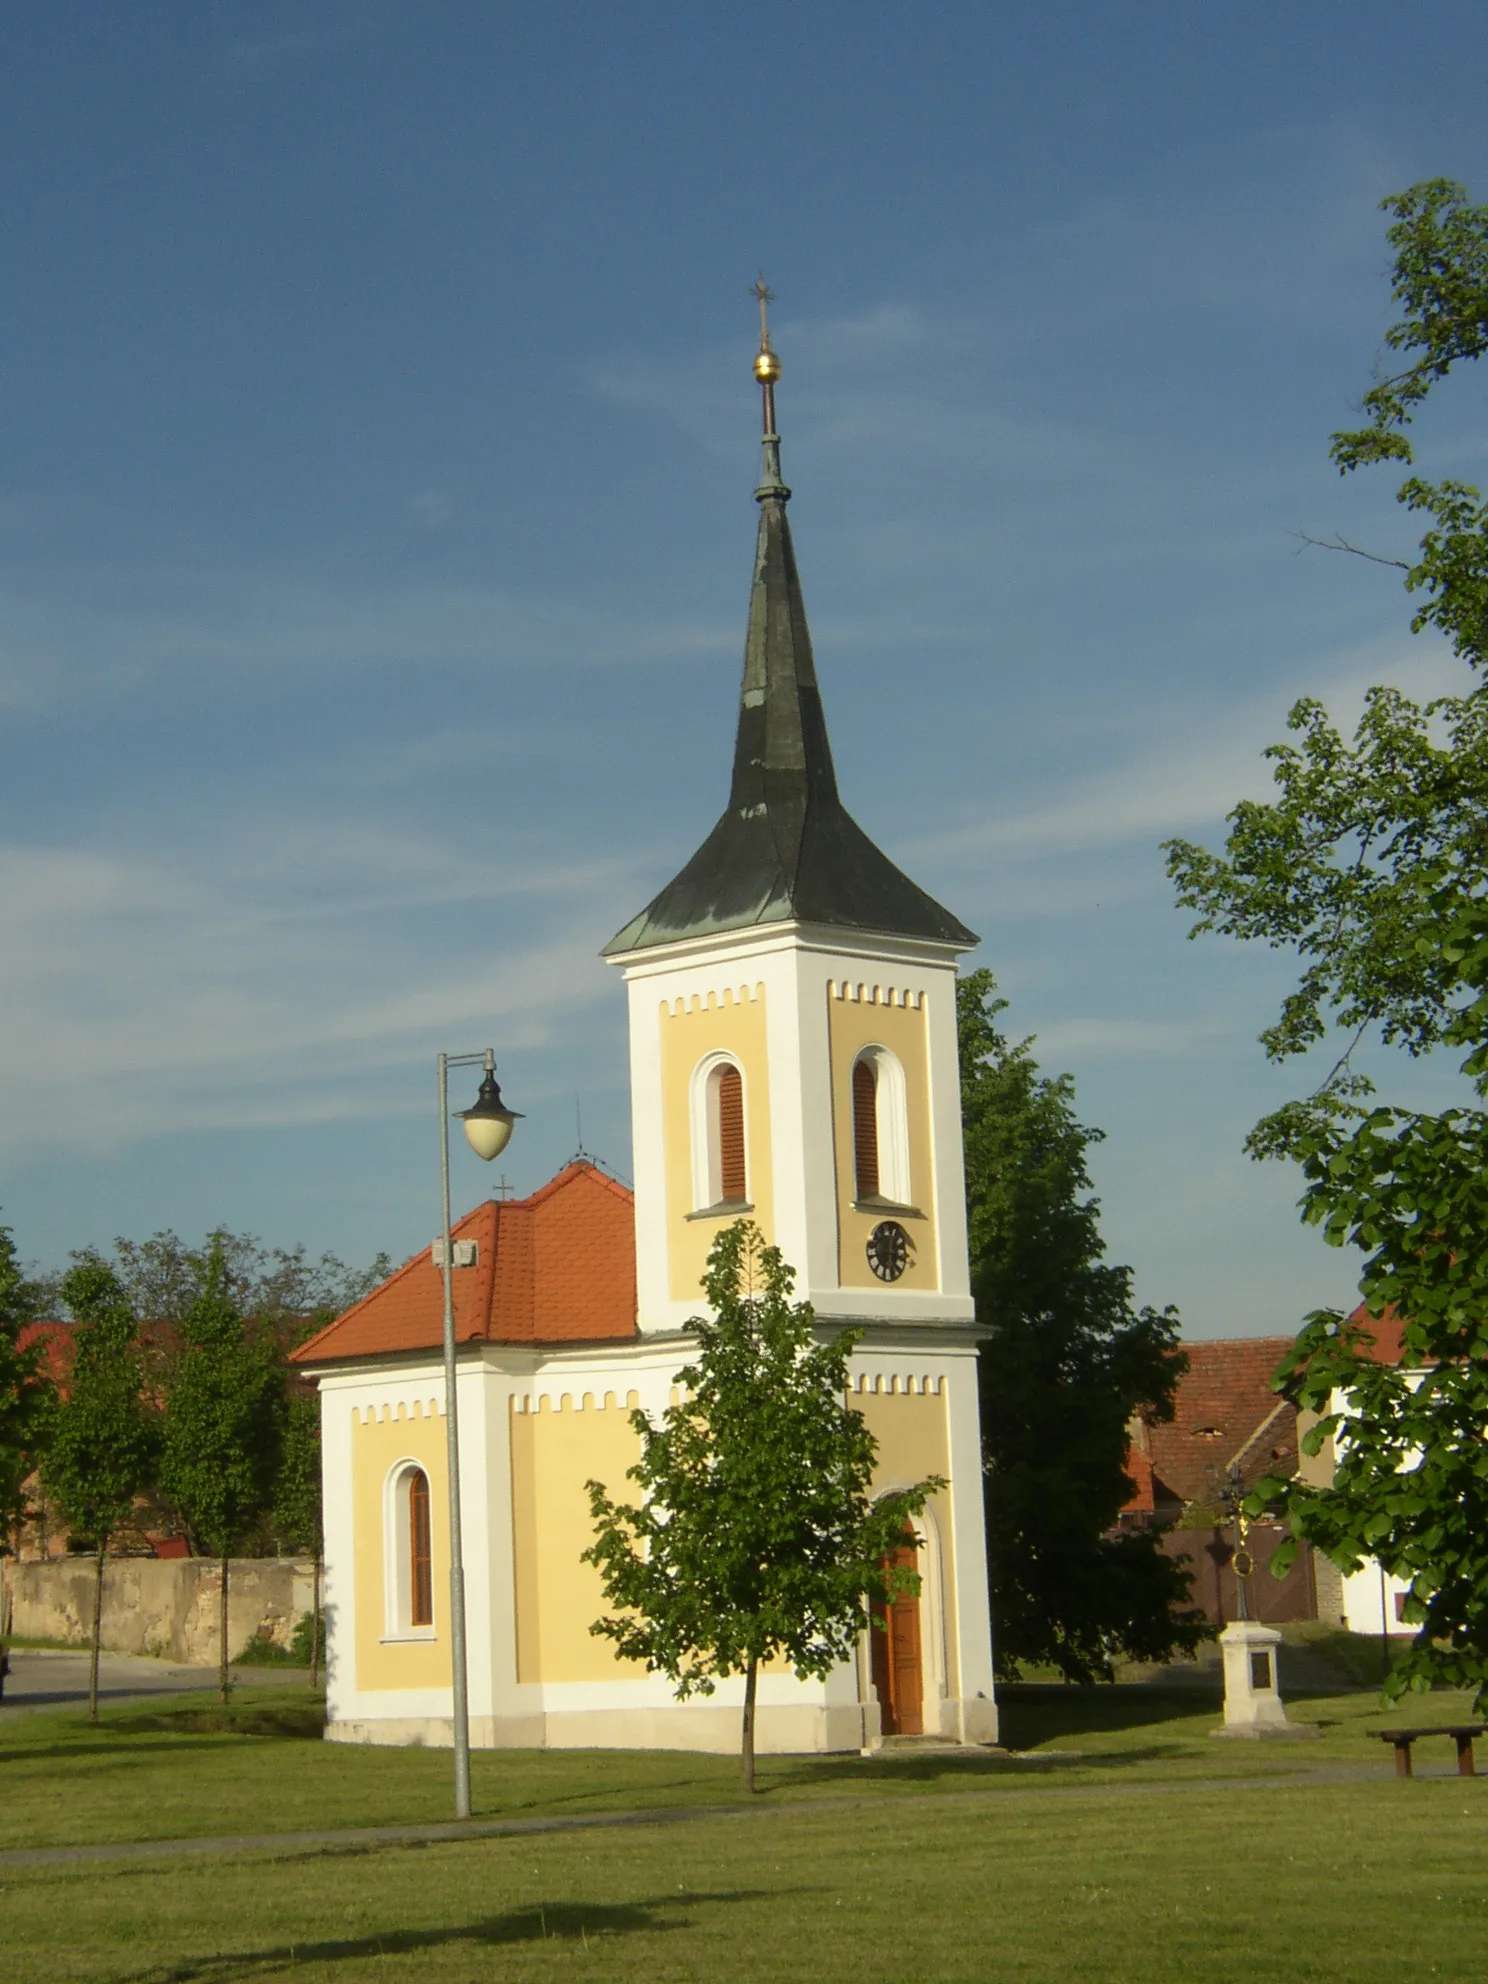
left=1165, top=179, right=1488, bottom=1707
left=159, top=1240, right=285, bottom=1703
left=43, top=1260, right=154, bottom=1551
left=1168, top=688, right=1488, bottom=1156
left=41, top=1259, right=155, bottom=1720
left=0, top=1220, right=50, bottom=1554
left=273, top=1388, right=323, bottom=1559
left=159, top=1240, right=284, bottom=1562
left=958, top=970, right=1205, bottom=1682
left=1260, top=1001, right=1488, bottom=1706
left=1166, top=181, right=1488, bottom=1156
left=584, top=1221, right=940, bottom=1789
left=273, top=1385, right=325, bottom=1686
left=1330, top=180, right=1488, bottom=676
left=71, top=1228, right=388, bottom=1357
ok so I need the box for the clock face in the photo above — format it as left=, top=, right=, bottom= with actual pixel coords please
left=866, top=1220, right=910, bottom=1283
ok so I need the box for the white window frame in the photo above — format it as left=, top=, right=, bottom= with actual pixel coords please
left=382, top=1457, right=437, bottom=1642
left=689, top=1051, right=750, bottom=1211
left=853, top=1045, right=911, bottom=1206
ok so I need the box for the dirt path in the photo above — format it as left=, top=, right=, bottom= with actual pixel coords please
left=0, top=1760, right=1438, bottom=1874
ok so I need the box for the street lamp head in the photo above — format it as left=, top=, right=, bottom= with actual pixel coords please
left=456, top=1067, right=522, bottom=1161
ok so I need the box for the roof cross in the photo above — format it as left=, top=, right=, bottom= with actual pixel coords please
left=751, top=274, right=776, bottom=345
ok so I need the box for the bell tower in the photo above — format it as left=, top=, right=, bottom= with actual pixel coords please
left=605, top=289, right=978, bottom=1337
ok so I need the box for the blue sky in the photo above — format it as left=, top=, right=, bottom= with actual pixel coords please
left=3, top=2, right=1486, bottom=1334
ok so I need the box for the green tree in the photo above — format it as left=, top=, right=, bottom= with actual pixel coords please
left=79, top=1228, right=389, bottom=1377
left=584, top=1222, right=941, bottom=1792
left=0, top=1220, right=51, bottom=1562
left=273, top=1386, right=324, bottom=1685
left=1164, top=180, right=1488, bottom=1707
left=159, top=1241, right=283, bottom=1705
left=958, top=970, right=1206, bottom=1682
left=41, top=1261, right=155, bottom=1722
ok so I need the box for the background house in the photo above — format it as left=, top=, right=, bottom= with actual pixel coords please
left=1124, top=1313, right=1423, bottom=1636
left=1125, top=1336, right=1326, bottom=1627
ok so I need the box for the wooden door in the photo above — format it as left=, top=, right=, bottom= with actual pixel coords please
left=870, top=1536, right=924, bottom=1736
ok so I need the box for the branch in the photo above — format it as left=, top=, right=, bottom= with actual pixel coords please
left=1289, top=530, right=1411, bottom=572
left=1309, top=1019, right=1374, bottom=1102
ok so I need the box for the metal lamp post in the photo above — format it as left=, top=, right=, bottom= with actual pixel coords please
left=437, top=1048, right=521, bottom=1820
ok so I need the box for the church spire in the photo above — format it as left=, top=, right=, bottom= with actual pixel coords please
left=604, top=289, right=975, bottom=959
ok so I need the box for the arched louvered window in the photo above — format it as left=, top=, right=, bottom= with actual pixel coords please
left=853, top=1057, right=880, bottom=1199
left=691, top=1055, right=750, bottom=1210
left=408, top=1469, right=433, bottom=1628
left=851, top=1047, right=911, bottom=1206
left=716, top=1064, right=747, bottom=1203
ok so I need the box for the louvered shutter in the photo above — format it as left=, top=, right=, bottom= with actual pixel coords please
left=409, top=1471, right=433, bottom=1627
left=717, top=1065, right=747, bottom=1202
left=853, top=1058, right=879, bottom=1200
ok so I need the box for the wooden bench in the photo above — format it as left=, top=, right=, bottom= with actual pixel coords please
left=1376, top=1725, right=1485, bottom=1778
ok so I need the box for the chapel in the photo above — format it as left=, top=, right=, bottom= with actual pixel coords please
left=292, top=301, right=998, bottom=1754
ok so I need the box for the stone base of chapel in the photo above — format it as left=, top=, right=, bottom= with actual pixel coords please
left=326, top=1694, right=998, bottom=1755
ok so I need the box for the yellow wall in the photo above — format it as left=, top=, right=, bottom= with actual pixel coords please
left=659, top=983, right=773, bottom=1303
left=1294, top=1408, right=1335, bottom=1489
left=828, top=985, right=938, bottom=1290
left=509, top=1393, right=650, bottom=1684
left=351, top=1400, right=453, bottom=1693
left=854, top=1381, right=958, bottom=1697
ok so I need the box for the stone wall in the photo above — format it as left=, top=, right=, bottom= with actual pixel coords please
left=2, top=1556, right=316, bottom=1664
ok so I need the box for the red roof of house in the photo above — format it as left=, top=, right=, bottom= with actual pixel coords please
left=1144, top=1336, right=1299, bottom=1513
left=17, top=1320, right=73, bottom=1384
left=291, top=1160, right=637, bottom=1366
left=1126, top=1307, right=1420, bottom=1517
left=1344, top=1301, right=1411, bottom=1365
left=1119, top=1440, right=1155, bottom=1516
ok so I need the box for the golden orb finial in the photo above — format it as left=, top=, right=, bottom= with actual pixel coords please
left=750, top=274, right=780, bottom=386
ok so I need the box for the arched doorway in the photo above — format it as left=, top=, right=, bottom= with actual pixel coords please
left=870, top=1531, right=924, bottom=1736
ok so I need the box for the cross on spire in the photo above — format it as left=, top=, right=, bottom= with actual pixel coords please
left=750, top=276, right=786, bottom=489
left=751, top=274, right=775, bottom=345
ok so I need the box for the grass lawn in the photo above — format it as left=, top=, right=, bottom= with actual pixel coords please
left=2, top=1679, right=1485, bottom=1979
left=5, top=1773, right=1485, bottom=1981
left=1, top=1674, right=1479, bottom=1852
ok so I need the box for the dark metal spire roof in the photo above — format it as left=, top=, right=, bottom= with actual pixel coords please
left=604, top=295, right=976, bottom=959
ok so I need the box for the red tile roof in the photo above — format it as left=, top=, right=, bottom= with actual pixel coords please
left=18, top=1320, right=74, bottom=1385
left=1144, top=1336, right=1299, bottom=1513
left=1119, top=1441, right=1155, bottom=1516
left=291, top=1160, right=637, bottom=1365
left=1343, top=1301, right=1411, bottom=1365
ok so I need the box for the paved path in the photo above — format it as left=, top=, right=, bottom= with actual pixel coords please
left=2, top=1761, right=1459, bottom=1875
left=0, top=1649, right=307, bottom=1714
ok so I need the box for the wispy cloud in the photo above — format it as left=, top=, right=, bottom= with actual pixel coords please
left=218, top=6, right=379, bottom=79
left=911, top=630, right=1464, bottom=872
left=405, top=489, right=457, bottom=531
left=1034, top=1012, right=1239, bottom=1062
left=0, top=812, right=636, bottom=1157
left=0, top=570, right=736, bottom=711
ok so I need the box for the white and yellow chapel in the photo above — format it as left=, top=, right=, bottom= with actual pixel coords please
left=293, top=310, right=999, bottom=1755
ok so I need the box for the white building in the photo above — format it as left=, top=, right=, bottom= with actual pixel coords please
left=293, top=321, right=999, bottom=1754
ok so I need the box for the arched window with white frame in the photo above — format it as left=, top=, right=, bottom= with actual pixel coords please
left=384, top=1459, right=436, bottom=1638
left=689, top=1052, right=750, bottom=1211
left=851, top=1046, right=911, bottom=1206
